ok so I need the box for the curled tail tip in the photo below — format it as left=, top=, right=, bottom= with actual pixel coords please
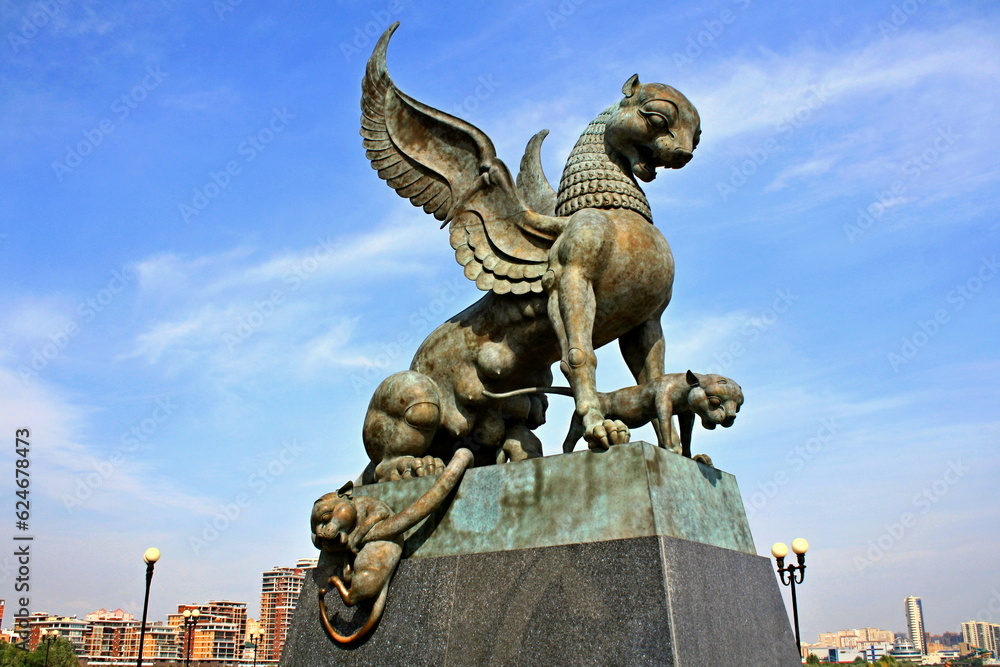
left=319, top=583, right=388, bottom=645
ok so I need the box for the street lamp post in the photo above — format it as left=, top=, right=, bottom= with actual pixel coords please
left=247, top=631, right=262, bottom=667
left=182, top=609, right=201, bottom=667
left=137, top=547, right=160, bottom=667
left=43, top=629, right=58, bottom=667
left=772, top=538, right=810, bottom=655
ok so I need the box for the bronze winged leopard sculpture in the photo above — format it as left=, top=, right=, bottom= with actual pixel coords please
left=361, top=23, right=701, bottom=483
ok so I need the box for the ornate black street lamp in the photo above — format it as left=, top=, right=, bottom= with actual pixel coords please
left=182, top=608, right=201, bottom=667
left=247, top=631, right=262, bottom=667
left=772, top=538, right=810, bottom=654
left=137, top=547, right=160, bottom=667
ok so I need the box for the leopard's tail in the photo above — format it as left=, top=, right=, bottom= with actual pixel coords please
left=482, top=386, right=573, bottom=399
left=319, top=577, right=389, bottom=644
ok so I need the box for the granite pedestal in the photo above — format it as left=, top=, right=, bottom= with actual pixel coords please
left=280, top=442, right=800, bottom=666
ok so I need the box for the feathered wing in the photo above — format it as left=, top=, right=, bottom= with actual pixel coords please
left=516, top=130, right=558, bottom=217
left=362, top=23, right=557, bottom=295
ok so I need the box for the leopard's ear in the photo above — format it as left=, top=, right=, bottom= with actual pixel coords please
left=622, top=74, right=640, bottom=98
left=337, top=480, right=354, bottom=497
left=685, top=370, right=700, bottom=387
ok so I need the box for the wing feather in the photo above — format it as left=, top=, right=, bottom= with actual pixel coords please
left=361, top=23, right=557, bottom=294
left=397, top=178, right=434, bottom=200
left=385, top=167, right=422, bottom=189
left=371, top=154, right=404, bottom=172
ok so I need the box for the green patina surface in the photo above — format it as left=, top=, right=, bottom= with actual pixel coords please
left=356, top=441, right=755, bottom=558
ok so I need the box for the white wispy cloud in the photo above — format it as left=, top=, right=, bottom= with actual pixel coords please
left=120, top=213, right=458, bottom=389
left=764, top=157, right=836, bottom=192
left=683, top=23, right=1000, bottom=143
left=0, top=367, right=218, bottom=516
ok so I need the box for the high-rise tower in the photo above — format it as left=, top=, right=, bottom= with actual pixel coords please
left=259, top=559, right=316, bottom=662
left=904, top=596, right=927, bottom=655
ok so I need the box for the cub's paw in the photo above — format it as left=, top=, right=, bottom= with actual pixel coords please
left=329, top=575, right=354, bottom=606
left=693, top=453, right=714, bottom=467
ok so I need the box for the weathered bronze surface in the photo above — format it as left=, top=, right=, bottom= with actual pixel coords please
left=311, top=448, right=473, bottom=644
left=336, top=442, right=756, bottom=560
left=360, top=23, right=705, bottom=483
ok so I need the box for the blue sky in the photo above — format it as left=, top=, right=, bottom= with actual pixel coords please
left=1, top=0, right=998, bottom=642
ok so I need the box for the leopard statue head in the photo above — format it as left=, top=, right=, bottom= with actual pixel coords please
left=685, top=370, right=743, bottom=430
left=310, top=481, right=360, bottom=553
left=604, top=74, right=702, bottom=182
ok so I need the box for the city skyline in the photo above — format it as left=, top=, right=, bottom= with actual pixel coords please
left=1, top=557, right=312, bottom=663
left=1, top=557, right=314, bottom=634
left=0, top=596, right=1000, bottom=648
left=1, top=0, right=998, bottom=641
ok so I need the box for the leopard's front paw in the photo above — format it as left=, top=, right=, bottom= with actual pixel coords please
left=375, top=455, right=446, bottom=482
left=583, top=411, right=630, bottom=451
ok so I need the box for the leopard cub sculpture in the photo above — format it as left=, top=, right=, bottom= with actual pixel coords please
left=485, top=371, right=743, bottom=466
left=310, top=448, right=473, bottom=644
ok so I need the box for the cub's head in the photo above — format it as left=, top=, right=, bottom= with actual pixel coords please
left=605, top=75, right=701, bottom=182
left=310, top=481, right=358, bottom=553
left=685, top=370, right=743, bottom=430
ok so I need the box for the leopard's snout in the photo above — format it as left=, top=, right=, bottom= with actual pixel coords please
left=667, top=148, right=693, bottom=168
